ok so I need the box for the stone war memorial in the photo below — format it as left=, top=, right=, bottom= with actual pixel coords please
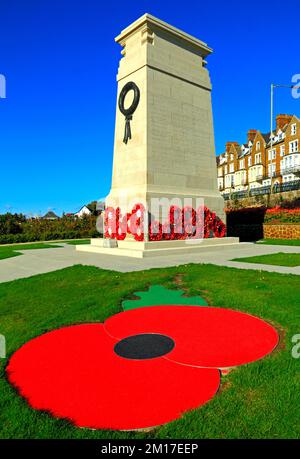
left=78, top=14, right=239, bottom=258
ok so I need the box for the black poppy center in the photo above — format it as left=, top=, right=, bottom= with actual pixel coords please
left=114, top=333, right=175, bottom=360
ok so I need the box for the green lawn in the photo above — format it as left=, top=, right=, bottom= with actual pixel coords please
left=257, top=239, right=300, bottom=246
left=0, top=243, right=63, bottom=260
left=0, top=263, right=299, bottom=439
left=65, top=239, right=90, bottom=245
left=232, top=252, right=300, bottom=267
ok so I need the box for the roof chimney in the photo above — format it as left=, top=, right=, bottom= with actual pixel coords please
left=225, top=141, right=239, bottom=152
left=225, top=142, right=232, bottom=152
left=247, top=129, right=257, bottom=142
left=276, top=114, right=293, bottom=131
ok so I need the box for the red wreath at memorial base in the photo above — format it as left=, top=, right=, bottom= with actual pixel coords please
left=104, top=204, right=226, bottom=242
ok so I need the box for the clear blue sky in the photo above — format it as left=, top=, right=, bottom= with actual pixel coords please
left=0, top=0, right=299, bottom=216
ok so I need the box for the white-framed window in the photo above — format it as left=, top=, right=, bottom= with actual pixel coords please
left=280, top=145, right=285, bottom=156
left=289, top=140, right=299, bottom=153
left=268, top=149, right=276, bottom=160
left=239, top=159, right=245, bottom=170
left=255, top=153, right=262, bottom=164
left=256, top=141, right=260, bottom=151
left=268, top=163, right=276, bottom=177
left=248, top=156, right=252, bottom=167
left=229, top=163, right=234, bottom=173
left=291, top=123, right=297, bottom=136
left=230, top=154, right=234, bottom=161
left=263, top=179, right=271, bottom=186
left=281, top=154, right=295, bottom=172
left=224, top=165, right=228, bottom=174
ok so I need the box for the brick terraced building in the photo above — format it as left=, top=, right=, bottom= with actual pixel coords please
left=217, top=114, right=300, bottom=199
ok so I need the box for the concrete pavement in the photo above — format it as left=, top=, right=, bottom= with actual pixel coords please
left=0, top=242, right=299, bottom=283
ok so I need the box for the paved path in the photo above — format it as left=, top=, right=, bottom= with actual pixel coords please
left=0, top=242, right=299, bottom=283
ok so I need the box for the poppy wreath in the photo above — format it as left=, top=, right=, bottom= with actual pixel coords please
left=104, top=207, right=116, bottom=239
left=126, top=212, right=132, bottom=235
left=104, top=204, right=226, bottom=241
left=115, top=213, right=127, bottom=241
left=213, top=216, right=227, bottom=238
left=204, top=208, right=227, bottom=239
left=173, top=222, right=185, bottom=240
left=203, top=206, right=215, bottom=238
left=183, top=223, right=195, bottom=238
left=128, top=203, right=145, bottom=242
left=181, top=206, right=196, bottom=238
left=149, top=220, right=163, bottom=241
left=7, top=303, right=279, bottom=431
left=161, top=222, right=172, bottom=240
left=193, top=207, right=205, bottom=239
left=169, top=205, right=182, bottom=225
left=182, top=206, right=196, bottom=226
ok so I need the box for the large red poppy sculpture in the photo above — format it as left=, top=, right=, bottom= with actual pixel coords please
left=7, top=305, right=278, bottom=431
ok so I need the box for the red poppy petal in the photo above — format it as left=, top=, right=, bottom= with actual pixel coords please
left=104, top=306, right=278, bottom=369
left=7, top=324, right=220, bottom=430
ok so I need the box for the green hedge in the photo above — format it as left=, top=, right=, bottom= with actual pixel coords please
left=0, top=214, right=101, bottom=245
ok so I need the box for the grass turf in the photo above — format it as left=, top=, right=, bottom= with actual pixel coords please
left=232, top=252, right=300, bottom=267
left=65, top=239, right=90, bottom=245
left=0, top=263, right=299, bottom=439
left=0, top=243, right=63, bottom=260
left=257, top=239, right=300, bottom=246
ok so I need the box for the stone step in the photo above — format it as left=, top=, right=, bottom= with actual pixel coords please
left=90, top=237, right=239, bottom=250
left=77, top=238, right=240, bottom=259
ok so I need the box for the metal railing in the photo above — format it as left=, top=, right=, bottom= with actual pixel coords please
left=280, top=165, right=300, bottom=175
left=273, top=180, right=300, bottom=193
left=222, top=180, right=300, bottom=200
left=255, top=175, right=264, bottom=182
left=249, top=185, right=271, bottom=196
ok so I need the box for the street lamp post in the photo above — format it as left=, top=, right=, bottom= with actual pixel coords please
left=270, top=83, right=274, bottom=185
left=269, top=83, right=300, bottom=190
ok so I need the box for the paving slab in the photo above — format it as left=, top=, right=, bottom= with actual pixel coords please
left=0, top=242, right=300, bottom=283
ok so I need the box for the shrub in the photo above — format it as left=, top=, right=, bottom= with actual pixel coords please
left=264, top=207, right=300, bottom=224
left=0, top=213, right=101, bottom=245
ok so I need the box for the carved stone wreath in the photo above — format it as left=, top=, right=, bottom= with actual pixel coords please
left=118, top=81, right=140, bottom=144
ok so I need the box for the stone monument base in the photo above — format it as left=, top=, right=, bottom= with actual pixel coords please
left=76, top=237, right=240, bottom=259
